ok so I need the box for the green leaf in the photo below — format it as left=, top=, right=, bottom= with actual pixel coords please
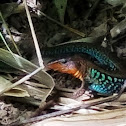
left=54, top=0, right=67, bottom=24
left=0, top=48, right=55, bottom=102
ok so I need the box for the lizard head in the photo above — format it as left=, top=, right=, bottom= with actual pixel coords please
left=47, top=56, right=88, bottom=81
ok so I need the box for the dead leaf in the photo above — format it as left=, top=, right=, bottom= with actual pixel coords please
left=0, top=76, right=29, bottom=97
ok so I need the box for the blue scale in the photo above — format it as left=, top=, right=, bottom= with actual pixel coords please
left=89, top=68, right=125, bottom=95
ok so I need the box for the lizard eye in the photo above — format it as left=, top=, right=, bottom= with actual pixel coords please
left=59, top=59, right=68, bottom=64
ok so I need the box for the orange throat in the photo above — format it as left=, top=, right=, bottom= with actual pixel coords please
left=47, top=58, right=88, bottom=81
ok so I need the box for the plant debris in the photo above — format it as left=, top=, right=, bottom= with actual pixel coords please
left=0, top=0, right=126, bottom=126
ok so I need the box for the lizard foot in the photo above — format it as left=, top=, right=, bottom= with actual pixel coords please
left=72, top=88, right=85, bottom=99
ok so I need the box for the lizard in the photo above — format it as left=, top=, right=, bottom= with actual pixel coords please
left=42, top=42, right=126, bottom=95
left=46, top=56, right=126, bottom=95
left=42, top=42, right=126, bottom=73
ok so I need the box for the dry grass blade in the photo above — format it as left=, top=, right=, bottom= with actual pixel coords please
left=24, top=0, right=44, bottom=68
left=0, top=76, right=29, bottom=97
left=38, top=11, right=85, bottom=37
left=0, top=67, right=42, bottom=96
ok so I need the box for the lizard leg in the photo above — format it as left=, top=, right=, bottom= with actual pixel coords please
left=72, top=80, right=85, bottom=98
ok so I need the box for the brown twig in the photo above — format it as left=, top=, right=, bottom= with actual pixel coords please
left=30, top=92, right=60, bottom=118
left=30, top=99, right=55, bottom=118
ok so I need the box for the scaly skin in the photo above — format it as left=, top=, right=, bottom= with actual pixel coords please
left=43, top=42, right=126, bottom=95
left=42, top=42, right=126, bottom=73
left=47, top=56, right=126, bottom=95
left=88, top=68, right=125, bottom=95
